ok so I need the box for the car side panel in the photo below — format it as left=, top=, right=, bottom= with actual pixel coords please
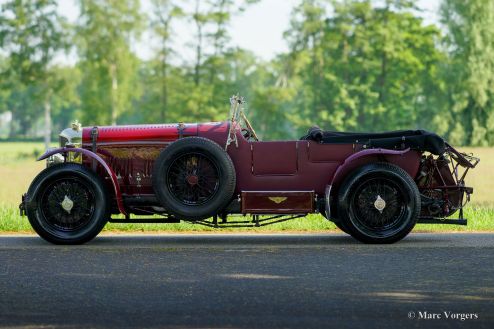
left=222, top=132, right=421, bottom=196
left=223, top=134, right=348, bottom=195
left=251, top=141, right=298, bottom=175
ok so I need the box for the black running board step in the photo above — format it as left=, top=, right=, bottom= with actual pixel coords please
left=110, top=218, right=180, bottom=223
left=417, top=218, right=467, bottom=225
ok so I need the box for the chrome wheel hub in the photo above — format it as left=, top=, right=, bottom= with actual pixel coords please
left=374, top=195, right=386, bottom=213
left=61, top=195, right=74, bottom=214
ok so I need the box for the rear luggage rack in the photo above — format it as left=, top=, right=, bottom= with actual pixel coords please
left=416, top=143, right=478, bottom=222
left=445, top=143, right=480, bottom=169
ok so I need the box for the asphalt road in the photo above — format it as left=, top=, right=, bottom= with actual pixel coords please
left=1, top=233, right=493, bottom=329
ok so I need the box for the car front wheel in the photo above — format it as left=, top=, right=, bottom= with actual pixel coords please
left=25, top=163, right=110, bottom=244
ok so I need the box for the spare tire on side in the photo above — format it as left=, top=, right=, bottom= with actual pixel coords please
left=153, top=137, right=236, bottom=221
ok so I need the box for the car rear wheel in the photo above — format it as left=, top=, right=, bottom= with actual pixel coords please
left=153, top=137, right=236, bottom=220
left=337, top=163, right=420, bottom=244
left=25, top=163, right=110, bottom=244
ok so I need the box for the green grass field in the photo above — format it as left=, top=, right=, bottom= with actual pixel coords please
left=1, top=142, right=493, bottom=233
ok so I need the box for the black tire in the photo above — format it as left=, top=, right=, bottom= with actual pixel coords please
left=320, top=212, right=349, bottom=234
left=25, top=163, right=110, bottom=245
left=153, top=137, right=236, bottom=220
left=337, top=162, right=420, bottom=244
left=334, top=221, right=349, bottom=234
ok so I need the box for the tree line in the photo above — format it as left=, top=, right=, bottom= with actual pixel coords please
left=1, top=0, right=493, bottom=147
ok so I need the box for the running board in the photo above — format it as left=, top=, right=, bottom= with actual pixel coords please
left=417, top=217, right=467, bottom=225
left=110, top=217, right=180, bottom=223
left=190, top=214, right=307, bottom=228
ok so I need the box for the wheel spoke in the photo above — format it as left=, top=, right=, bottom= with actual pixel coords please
left=40, top=177, right=95, bottom=232
left=352, top=177, right=406, bottom=232
left=166, top=152, right=220, bottom=206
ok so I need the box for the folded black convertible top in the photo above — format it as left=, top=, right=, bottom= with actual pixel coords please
left=301, top=127, right=445, bottom=155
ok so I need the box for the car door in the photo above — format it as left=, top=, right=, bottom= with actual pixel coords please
left=251, top=141, right=298, bottom=175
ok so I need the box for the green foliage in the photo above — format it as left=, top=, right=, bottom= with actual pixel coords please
left=0, top=0, right=67, bottom=144
left=76, top=0, right=142, bottom=126
left=0, top=0, right=66, bottom=83
left=441, top=0, right=494, bottom=146
left=147, top=0, right=184, bottom=122
left=0, top=0, right=494, bottom=146
left=282, top=0, right=444, bottom=138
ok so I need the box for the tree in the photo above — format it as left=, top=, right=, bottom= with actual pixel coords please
left=2, top=80, right=40, bottom=138
left=285, top=0, right=326, bottom=120
left=441, top=0, right=494, bottom=145
left=184, top=0, right=260, bottom=119
left=249, top=55, right=298, bottom=139
left=149, top=0, right=184, bottom=122
left=0, top=0, right=66, bottom=147
left=76, top=0, right=142, bottom=125
left=203, top=0, right=260, bottom=108
left=50, top=65, right=82, bottom=133
left=283, top=0, right=443, bottom=137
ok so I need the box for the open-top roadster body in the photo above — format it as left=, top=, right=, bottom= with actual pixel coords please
left=20, top=96, right=479, bottom=244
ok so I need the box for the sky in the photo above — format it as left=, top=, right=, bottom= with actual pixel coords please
left=57, top=0, right=440, bottom=64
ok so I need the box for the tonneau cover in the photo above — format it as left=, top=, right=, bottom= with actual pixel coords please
left=301, top=126, right=445, bottom=155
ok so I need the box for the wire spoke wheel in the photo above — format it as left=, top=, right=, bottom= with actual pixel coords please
left=166, top=152, right=220, bottom=206
left=351, top=177, right=407, bottom=236
left=39, top=177, right=96, bottom=231
left=153, top=137, right=236, bottom=220
left=338, top=163, right=420, bottom=243
left=26, top=163, right=109, bottom=244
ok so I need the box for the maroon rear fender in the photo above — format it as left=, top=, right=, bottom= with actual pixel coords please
left=331, top=148, right=414, bottom=186
left=325, top=148, right=421, bottom=218
left=37, top=147, right=126, bottom=215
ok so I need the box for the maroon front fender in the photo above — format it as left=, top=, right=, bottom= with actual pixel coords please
left=37, top=147, right=126, bottom=215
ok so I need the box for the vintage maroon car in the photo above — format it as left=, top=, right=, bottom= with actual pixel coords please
left=20, top=96, right=478, bottom=244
